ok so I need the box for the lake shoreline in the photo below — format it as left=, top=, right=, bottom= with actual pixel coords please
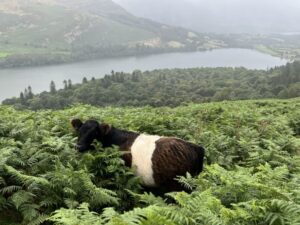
left=0, top=48, right=288, bottom=101
left=0, top=47, right=212, bottom=70
left=0, top=46, right=294, bottom=70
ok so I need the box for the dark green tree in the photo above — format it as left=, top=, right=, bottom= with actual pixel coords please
left=63, top=80, right=68, bottom=90
left=20, top=92, right=25, bottom=104
left=50, top=81, right=56, bottom=94
left=24, top=88, right=28, bottom=99
left=68, top=79, right=73, bottom=89
left=82, top=77, right=88, bottom=84
left=27, top=86, right=34, bottom=99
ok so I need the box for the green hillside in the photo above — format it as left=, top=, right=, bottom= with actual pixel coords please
left=216, top=33, right=300, bottom=61
left=0, top=0, right=213, bottom=68
left=0, top=98, right=299, bottom=224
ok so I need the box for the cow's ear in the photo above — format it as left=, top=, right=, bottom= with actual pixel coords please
left=71, top=119, right=83, bottom=131
left=99, top=123, right=111, bottom=135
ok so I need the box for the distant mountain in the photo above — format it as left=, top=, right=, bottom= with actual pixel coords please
left=113, top=0, right=300, bottom=34
left=0, top=0, right=215, bottom=68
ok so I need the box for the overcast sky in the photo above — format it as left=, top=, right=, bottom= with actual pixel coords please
left=113, top=0, right=300, bottom=33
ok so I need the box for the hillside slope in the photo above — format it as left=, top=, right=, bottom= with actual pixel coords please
left=113, top=0, right=300, bottom=60
left=0, top=0, right=215, bottom=68
left=0, top=98, right=299, bottom=224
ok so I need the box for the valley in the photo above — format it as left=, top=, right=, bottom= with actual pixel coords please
left=0, top=0, right=224, bottom=68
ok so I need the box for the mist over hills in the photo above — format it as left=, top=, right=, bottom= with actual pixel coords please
left=0, top=0, right=209, bottom=67
left=1, top=0, right=299, bottom=68
left=113, top=0, right=300, bottom=34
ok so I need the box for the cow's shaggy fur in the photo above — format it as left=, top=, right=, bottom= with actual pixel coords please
left=71, top=119, right=205, bottom=191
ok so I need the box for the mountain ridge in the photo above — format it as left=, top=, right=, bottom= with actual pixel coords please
left=0, top=0, right=219, bottom=68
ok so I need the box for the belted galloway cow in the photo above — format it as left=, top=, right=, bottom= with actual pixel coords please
left=72, top=119, right=205, bottom=191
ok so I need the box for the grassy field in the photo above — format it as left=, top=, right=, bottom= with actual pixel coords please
left=0, top=52, right=10, bottom=58
left=254, top=45, right=280, bottom=57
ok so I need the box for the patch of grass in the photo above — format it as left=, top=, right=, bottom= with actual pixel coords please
left=0, top=52, right=10, bottom=58
left=254, top=44, right=279, bottom=56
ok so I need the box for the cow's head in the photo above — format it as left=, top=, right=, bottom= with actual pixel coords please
left=71, top=119, right=111, bottom=152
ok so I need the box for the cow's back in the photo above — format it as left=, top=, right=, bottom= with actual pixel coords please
left=152, top=137, right=204, bottom=188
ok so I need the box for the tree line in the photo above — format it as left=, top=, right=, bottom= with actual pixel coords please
left=2, top=61, right=300, bottom=110
left=0, top=41, right=201, bottom=69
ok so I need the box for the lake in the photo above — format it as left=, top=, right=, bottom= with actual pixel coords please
left=0, top=48, right=288, bottom=102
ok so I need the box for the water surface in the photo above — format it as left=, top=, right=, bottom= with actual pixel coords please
left=0, top=48, right=287, bottom=101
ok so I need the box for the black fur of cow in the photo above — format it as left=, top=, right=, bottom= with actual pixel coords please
left=71, top=119, right=205, bottom=191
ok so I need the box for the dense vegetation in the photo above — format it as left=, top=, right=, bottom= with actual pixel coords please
left=3, top=61, right=300, bottom=110
left=0, top=98, right=299, bottom=224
